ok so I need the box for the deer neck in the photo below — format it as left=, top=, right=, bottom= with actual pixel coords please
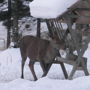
left=50, top=41, right=60, bottom=50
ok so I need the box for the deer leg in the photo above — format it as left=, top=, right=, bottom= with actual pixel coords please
left=40, top=60, right=52, bottom=77
left=29, top=61, right=37, bottom=81
left=40, top=61, right=47, bottom=74
left=42, top=63, right=52, bottom=77
left=21, top=58, right=26, bottom=79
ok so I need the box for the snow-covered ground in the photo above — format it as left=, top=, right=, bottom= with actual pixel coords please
left=0, top=44, right=90, bottom=90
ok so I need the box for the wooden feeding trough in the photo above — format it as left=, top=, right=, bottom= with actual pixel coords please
left=30, top=0, right=90, bottom=79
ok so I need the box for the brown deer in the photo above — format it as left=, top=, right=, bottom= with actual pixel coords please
left=20, top=35, right=66, bottom=81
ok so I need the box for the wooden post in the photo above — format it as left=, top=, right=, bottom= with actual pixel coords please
left=7, top=0, right=11, bottom=48
left=46, top=20, right=54, bottom=38
left=12, top=0, right=19, bottom=47
left=37, top=18, right=41, bottom=38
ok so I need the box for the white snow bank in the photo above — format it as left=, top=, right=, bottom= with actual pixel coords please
left=0, top=76, right=90, bottom=90
left=0, top=48, right=43, bottom=82
left=29, top=0, right=78, bottom=19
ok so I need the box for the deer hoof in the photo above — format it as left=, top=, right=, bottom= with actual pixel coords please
left=21, top=75, right=24, bottom=79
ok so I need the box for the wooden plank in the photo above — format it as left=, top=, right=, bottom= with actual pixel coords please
left=55, top=56, right=87, bottom=70
left=75, top=8, right=90, bottom=24
left=56, top=57, right=75, bottom=65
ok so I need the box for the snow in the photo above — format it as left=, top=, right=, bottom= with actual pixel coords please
left=0, top=76, right=90, bottom=90
left=0, top=44, right=89, bottom=90
left=29, top=0, right=78, bottom=19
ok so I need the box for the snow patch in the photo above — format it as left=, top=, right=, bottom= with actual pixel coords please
left=29, top=0, right=78, bottom=18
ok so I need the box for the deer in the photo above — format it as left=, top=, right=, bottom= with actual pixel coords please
left=20, top=34, right=67, bottom=81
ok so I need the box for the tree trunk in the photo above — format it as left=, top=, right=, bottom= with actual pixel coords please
left=12, top=0, right=19, bottom=47
left=7, top=0, right=11, bottom=48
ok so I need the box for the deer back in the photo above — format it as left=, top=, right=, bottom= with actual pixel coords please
left=20, top=36, right=50, bottom=61
left=20, top=35, right=64, bottom=63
